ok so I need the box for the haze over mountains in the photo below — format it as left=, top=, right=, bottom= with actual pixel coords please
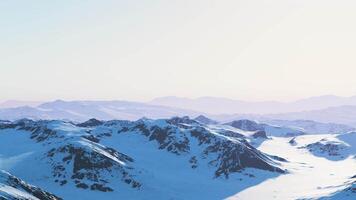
left=149, top=95, right=356, bottom=114
left=150, top=95, right=356, bottom=127
left=3, top=95, right=356, bottom=127
left=0, top=100, right=199, bottom=122
left=0, top=100, right=42, bottom=109
left=266, top=105, right=356, bottom=127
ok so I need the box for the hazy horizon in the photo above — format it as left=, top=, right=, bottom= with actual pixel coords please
left=2, top=94, right=356, bottom=104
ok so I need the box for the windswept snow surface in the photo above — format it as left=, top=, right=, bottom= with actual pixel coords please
left=228, top=134, right=356, bottom=200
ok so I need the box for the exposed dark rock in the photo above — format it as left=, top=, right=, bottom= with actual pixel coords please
left=226, top=120, right=264, bottom=131
left=76, top=183, right=89, bottom=189
left=47, top=141, right=140, bottom=191
left=77, top=118, right=103, bottom=127
left=11, top=119, right=60, bottom=143
left=129, top=122, right=190, bottom=155
left=289, top=137, right=297, bottom=145
left=0, top=120, right=16, bottom=129
left=189, top=156, right=198, bottom=169
left=190, top=127, right=214, bottom=145
left=252, top=131, right=268, bottom=139
left=225, top=119, right=304, bottom=137
left=167, top=116, right=197, bottom=126
left=203, top=139, right=285, bottom=178
left=30, top=127, right=58, bottom=142
left=268, top=155, right=288, bottom=162
left=90, top=183, right=113, bottom=192
left=82, top=135, right=100, bottom=143
left=59, top=180, right=67, bottom=186
left=128, top=117, right=285, bottom=178
left=304, top=141, right=344, bottom=157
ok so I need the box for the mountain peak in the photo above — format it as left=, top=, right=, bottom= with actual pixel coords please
left=77, top=118, right=103, bottom=127
left=194, top=115, right=218, bottom=125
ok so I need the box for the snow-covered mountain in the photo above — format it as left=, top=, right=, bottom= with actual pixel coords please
left=224, top=119, right=305, bottom=137
left=0, top=170, right=61, bottom=200
left=3, top=99, right=356, bottom=131
left=1, top=116, right=355, bottom=199
left=262, top=119, right=355, bottom=134
left=212, top=114, right=356, bottom=133
left=300, top=132, right=356, bottom=161
left=0, top=100, right=201, bottom=122
left=0, top=117, right=285, bottom=200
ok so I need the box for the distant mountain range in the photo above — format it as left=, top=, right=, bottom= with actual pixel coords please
left=0, top=100, right=200, bottom=122
left=3, top=95, right=356, bottom=128
left=149, top=95, right=356, bottom=114
left=0, top=100, right=42, bottom=108
left=150, top=95, right=356, bottom=127
left=262, top=119, right=355, bottom=134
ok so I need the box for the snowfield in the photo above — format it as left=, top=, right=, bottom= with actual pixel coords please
left=228, top=133, right=356, bottom=200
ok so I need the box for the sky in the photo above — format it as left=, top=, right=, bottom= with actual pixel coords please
left=1, top=0, right=356, bottom=102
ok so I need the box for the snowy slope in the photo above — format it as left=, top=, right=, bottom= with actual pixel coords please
left=228, top=134, right=356, bottom=200
left=317, top=175, right=355, bottom=200
left=0, top=117, right=285, bottom=200
left=0, top=170, right=61, bottom=200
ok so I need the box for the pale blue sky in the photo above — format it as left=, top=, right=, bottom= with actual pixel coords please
left=1, top=0, right=356, bottom=102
